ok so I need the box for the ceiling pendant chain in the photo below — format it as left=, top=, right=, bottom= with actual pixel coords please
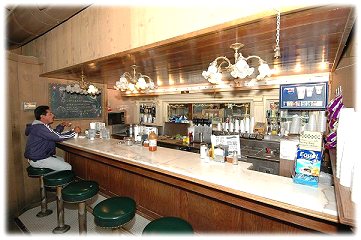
left=274, top=10, right=281, bottom=59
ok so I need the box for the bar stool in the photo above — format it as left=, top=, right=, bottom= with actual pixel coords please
left=43, top=170, right=75, bottom=234
left=26, top=166, right=54, bottom=217
left=142, top=217, right=194, bottom=234
left=62, top=180, right=99, bottom=234
left=93, top=196, right=136, bottom=231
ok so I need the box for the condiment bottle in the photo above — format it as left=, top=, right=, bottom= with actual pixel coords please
left=148, top=131, right=157, bottom=151
left=232, top=151, right=238, bottom=165
left=200, top=143, right=208, bottom=159
left=188, top=132, right=193, bottom=143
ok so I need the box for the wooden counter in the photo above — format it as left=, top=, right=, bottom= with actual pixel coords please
left=57, top=138, right=344, bottom=233
left=328, top=149, right=355, bottom=227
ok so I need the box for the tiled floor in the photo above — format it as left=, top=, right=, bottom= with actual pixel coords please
left=16, top=194, right=150, bottom=235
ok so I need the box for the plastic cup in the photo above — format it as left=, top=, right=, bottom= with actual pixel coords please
left=306, top=86, right=314, bottom=97
left=296, top=86, right=306, bottom=99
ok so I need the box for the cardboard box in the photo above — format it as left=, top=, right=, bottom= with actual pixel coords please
left=295, top=149, right=322, bottom=176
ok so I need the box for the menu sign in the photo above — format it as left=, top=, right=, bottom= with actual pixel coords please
left=213, top=135, right=241, bottom=155
left=279, top=82, right=328, bottom=110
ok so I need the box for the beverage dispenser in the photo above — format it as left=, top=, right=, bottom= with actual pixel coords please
left=278, top=82, right=328, bottom=136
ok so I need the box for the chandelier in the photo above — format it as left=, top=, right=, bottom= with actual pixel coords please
left=202, top=43, right=272, bottom=84
left=65, top=69, right=101, bottom=95
left=114, top=65, right=156, bottom=93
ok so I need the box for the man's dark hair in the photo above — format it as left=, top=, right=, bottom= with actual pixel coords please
left=34, top=105, right=50, bottom=120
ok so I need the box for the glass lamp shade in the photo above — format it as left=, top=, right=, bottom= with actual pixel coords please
left=115, top=76, right=129, bottom=91
left=232, top=59, right=254, bottom=79
left=87, top=84, right=99, bottom=94
left=148, top=81, right=155, bottom=90
left=207, top=64, right=218, bottom=74
left=256, top=62, right=272, bottom=80
left=202, top=63, right=222, bottom=83
left=128, top=83, right=135, bottom=92
left=136, top=77, right=147, bottom=90
left=208, top=72, right=223, bottom=84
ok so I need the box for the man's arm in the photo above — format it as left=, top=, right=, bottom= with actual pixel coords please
left=37, top=124, right=76, bottom=142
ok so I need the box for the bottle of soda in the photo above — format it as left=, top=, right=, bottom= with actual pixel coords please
left=148, top=131, right=157, bottom=151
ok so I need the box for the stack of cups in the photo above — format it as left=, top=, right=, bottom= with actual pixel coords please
left=290, top=115, right=301, bottom=134
left=217, top=122, right=222, bottom=131
left=229, top=122, right=234, bottom=133
left=250, top=117, right=255, bottom=134
left=317, top=111, right=327, bottom=132
left=307, top=113, right=317, bottom=131
left=240, top=120, right=245, bottom=133
left=234, top=119, right=240, bottom=133
left=245, top=117, right=250, bottom=133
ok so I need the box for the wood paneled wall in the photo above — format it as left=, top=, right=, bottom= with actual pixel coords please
left=330, top=30, right=356, bottom=109
left=20, top=5, right=304, bottom=74
left=6, top=52, right=107, bottom=221
left=7, top=53, right=46, bottom=221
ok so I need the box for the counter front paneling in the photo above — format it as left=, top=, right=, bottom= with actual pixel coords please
left=57, top=138, right=342, bottom=233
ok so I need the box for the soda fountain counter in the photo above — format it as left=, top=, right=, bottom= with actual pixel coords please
left=57, top=138, right=343, bottom=233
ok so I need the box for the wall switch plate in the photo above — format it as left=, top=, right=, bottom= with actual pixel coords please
left=23, top=102, right=37, bottom=111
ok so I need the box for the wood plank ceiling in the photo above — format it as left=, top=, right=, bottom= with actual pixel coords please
left=39, top=5, right=355, bottom=89
left=6, top=5, right=88, bottom=49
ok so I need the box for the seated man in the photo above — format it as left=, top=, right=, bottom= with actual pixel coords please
left=24, top=105, right=81, bottom=171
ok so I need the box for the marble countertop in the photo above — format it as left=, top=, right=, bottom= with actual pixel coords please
left=59, top=137, right=338, bottom=222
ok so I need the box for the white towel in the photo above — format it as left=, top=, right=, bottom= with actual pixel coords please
left=339, top=111, right=357, bottom=187
left=337, top=108, right=354, bottom=178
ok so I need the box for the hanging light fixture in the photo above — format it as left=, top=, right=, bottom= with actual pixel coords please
left=202, top=42, right=272, bottom=85
left=65, top=69, right=101, bottom=95
left=114, top=65, right=156, bottom=93
left=274, top=10, right=281, bottom=59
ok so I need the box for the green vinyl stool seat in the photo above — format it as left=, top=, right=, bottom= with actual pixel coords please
left=93, top=196, right=136, bottom=228
left=26, top=166, right=55, bottom=217
left=27, top=166, right=54, bottom=177
left=43, top=170, right=75, bottom=187
left=142, top=217, right=194, bottom=234
left=43, top=170, right=75, bottom=234
left=62, top=180, right=99, bottom=234
left=62, top=180, right=99, bottom=203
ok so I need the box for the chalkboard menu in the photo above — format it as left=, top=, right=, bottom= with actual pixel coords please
left=49, top=83, right=102, bottom=119
left=279, top=82, right=328, bottom=110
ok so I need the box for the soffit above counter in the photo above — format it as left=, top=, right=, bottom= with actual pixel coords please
left=39, top=5, right=355, bottom=91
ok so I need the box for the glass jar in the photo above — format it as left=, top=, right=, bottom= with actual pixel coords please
left=200, top=143, right=208, bottom=159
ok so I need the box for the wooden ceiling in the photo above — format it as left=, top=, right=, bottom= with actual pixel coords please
left=6, top=5, right=88, bottom=49
left=40, top=5, right=355, bottom=89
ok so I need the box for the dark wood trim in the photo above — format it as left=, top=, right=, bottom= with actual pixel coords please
left=328, top=149, right=355, bottom=226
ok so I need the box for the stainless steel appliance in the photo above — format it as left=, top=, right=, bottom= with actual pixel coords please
left=240, top=136, right=280, bottom=175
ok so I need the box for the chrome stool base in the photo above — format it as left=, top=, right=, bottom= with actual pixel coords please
left=53, top=224, right=70, bottom=234
left=36, top=209, right=53, bottom=218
